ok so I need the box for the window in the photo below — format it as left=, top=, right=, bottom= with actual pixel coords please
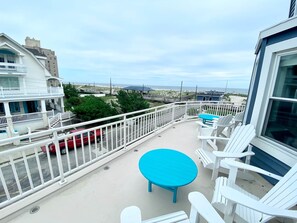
left=0, top=54, right=5, bottom=68
left=0, top=53, right=16, bottom=69
left=9, top=102, right=20, bottom=113
left=6, top=55, right=15, bottom=69
left=0, top=77, right=20, bottom=89
left=0, top=103, right=4, bottom=113
left=262, top=53, right=297, bottom=151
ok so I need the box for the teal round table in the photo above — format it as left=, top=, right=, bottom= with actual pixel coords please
left=139, top=148, right=198, bottom=203
left=198, top=113, right=219, bottom=124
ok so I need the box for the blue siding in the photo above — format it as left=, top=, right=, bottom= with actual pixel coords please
left=266, top=26, right=297, bottom=46
left=246, top=26, right=297, bottom=124
left=245, top=39, right=267, bottom=124
left=245, top=26, right=297, bottom=183
left=250, top=146, right=290, bottom=185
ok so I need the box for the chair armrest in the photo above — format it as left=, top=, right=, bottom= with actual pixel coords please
left=120, top=206, right=141, bottom=223
left=220, top=187, right=297, bottom=219
left=222, top=159, right=282, bottom=180
left=188, top=192, right=224, bottom=223
left=213, top=151, right=255, bottom=158
left=198, top=136, right=230, bottom=141
left=196, top=121, right=211, bottom=128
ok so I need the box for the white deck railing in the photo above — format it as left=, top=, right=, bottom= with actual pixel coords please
left=0, top=86, right=64, bottom=98
left=0, top=63, right=27, bottom=73
left=0, top=101, right=245, bottom=212
left=48, top=111, right=75, bottom=128
left=0, top=111, right=56, bottom=128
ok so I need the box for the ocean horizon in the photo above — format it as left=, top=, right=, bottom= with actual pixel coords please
left=66, top=81, right=249, bottom=95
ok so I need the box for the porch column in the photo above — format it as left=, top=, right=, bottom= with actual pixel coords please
left=41, top=99, right=49, bottom=127
left=22, top=78, right=27, bottom=95
left=3, top=102, right=14, bottom=136
left=60, top=97, right=65, bottom=113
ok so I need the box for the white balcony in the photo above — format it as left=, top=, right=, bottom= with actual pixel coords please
left=0, top=63, right=26, bottom=74
left=0, top=102, right=273, bottom=223
left=0, top=86, right=64, bottom=99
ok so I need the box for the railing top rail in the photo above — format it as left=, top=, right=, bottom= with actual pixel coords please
left=0, top=101, right=245, bottom=145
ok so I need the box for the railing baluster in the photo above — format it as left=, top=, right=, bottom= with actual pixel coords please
left=123, top=115, right=127, bottom=149
left=9, top=156, right=23, bottom=195
left=106, top=126, right=109, bottom=151
left=88, top=131, right=92, bottom=161
left=72, top=134, right=79, bottom=168
left=65, top=141, right=71, bottom=172
left=81, top=133, right=86, bottom=164
left=22, top=151, right=34, bottom=188
left=111, top=125, right=114, bottom=151
left=34, top=147, right=44, bottom=185
left=53, top=131, right=66, bottom=183
left=115, top=124, right=118, bottom=148
left=0, top=166, right=11, bottom=200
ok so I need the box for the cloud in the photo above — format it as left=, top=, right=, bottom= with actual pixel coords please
left=0, top=0, right=291, bottom=89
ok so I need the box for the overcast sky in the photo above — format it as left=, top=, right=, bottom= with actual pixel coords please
left=1, top=0, right=291, bottom=89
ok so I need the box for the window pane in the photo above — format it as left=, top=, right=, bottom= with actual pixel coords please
left=273, top=54, right=297, bottom=99
left=263, top=99, right=297, bottom=151
left=0, top=54, right=4, bottom=68
left=0, top=77, right=20, bottom=88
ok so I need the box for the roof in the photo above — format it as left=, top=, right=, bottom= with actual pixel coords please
left=0, top=33, right=51, bottom=76
left=123, top=86, right=154, bottom=91
left=255, top=16, right=297, bottom=53
left=198, top=90, right=224, bottom=96
left=24, top=47, right=47, bottom=57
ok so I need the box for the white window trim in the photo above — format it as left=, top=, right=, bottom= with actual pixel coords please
left=250, top=37, right=297, bottom=166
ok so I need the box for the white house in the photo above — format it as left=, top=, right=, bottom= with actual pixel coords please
left=0, top=33, right=64, bottom=138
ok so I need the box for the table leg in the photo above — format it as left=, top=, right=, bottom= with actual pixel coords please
left=148, top=181, right=152, bottom=192
left=173, top=187, right=178, bottom=203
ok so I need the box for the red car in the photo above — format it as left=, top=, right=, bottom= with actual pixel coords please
left=41, top=128, right=103, bottom=155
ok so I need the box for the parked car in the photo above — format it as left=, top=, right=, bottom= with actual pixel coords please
left=41, top=128, right=103, bottom=155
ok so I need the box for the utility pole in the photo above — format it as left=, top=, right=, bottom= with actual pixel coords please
left=179, top=81, right=183, bottom=101
left=142, top=84, right=144, bottom=96
left=110, top=78, right=112, bottom=95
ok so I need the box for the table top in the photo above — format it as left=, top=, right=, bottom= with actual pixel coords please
left=139, top=149, right=198, bottom=188
left=198, top=113, right=219, bottom=121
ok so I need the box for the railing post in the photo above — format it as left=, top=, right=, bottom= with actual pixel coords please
left=154, top=108, right=157, bottom=132
left=184, top=102, right=188, bottom=119
left=53, top=131, right=66, bottom=184
left=215, top=102, right=219, bottom=115
left=48, top=117, right=52, bottom=128
left=59, top=113, right=63, bottom=127
left=27, top=127, right=32, bottom=142
left=171, top=104, right=175, bottom=123
left=123, top=115, right=127, bottom=150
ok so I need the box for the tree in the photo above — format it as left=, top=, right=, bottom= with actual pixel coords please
left=72, top=96, right=118, bottom=121
left=115, top=90, right=149, bottom=113
left=63, top=83, right=81, bottom=111
left=63, top=83, right=79, bottom=99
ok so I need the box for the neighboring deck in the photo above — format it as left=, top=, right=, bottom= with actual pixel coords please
left=3, top=120, right=272, bottom=223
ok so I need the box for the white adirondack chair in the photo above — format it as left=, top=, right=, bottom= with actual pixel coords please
left=197, top=114, right=233, bottom=150
left=227, top=111, right=244, bottom=134
left=120, top=191, right=224, bottom=223
left=212, top=159, right=297, bottom=223
left=233, top=111, right=244, bottom=128
left=195, top=124, right=256, bottom=180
